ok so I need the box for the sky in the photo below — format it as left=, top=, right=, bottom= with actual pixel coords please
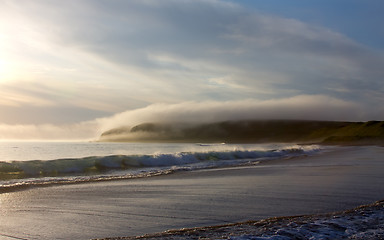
left=0, top=0, right=383, bottom=140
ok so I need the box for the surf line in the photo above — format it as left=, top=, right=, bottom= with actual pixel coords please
left=0, top=233, right=30, bottom=240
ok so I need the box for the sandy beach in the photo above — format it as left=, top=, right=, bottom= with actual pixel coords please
left=1, top=146, right=383, bottom=240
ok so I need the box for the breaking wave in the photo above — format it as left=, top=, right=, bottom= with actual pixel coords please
left=0, top=145, right=321, bottom=193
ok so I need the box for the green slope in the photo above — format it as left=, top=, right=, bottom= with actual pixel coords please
left=319, top=121, right=384, bottom=144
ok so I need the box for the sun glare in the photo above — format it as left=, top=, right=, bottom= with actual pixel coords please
left=0, top=35, right=10, bottom=82
left=0, top=36, right=17, bottom=82
left=0, top=58, right=4, bottom=73
left=0, top=58, right=14, bottom=82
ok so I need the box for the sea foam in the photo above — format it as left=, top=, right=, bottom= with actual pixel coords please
left=116, top=200, right=384, bottom=240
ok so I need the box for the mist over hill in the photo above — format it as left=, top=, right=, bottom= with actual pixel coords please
left=99, top=120, right=384, bottom=145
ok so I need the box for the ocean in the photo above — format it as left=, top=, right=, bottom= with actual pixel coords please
left=0, top=141, right=321, bottom=192
left=1, top=142, right=384, bottom=240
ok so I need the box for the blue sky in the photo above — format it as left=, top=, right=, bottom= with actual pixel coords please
left=0, top=0, right=383, bottom=139
left=237, top=0, right=384, bottom=49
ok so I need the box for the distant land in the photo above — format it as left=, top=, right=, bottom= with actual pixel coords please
left=98, top=120, right=384, bottom=145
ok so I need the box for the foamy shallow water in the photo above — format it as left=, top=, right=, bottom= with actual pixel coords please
left=102, top=200, right=384, bottom=240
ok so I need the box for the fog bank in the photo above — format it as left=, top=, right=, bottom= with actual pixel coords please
left=96, top=95, right=365, bottom=133
left=1, top=95, right=380, bottom=140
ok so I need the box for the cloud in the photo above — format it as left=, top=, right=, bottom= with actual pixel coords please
left=1, top=94, right=382, bottom=140
left=10, top=0, right=384, bottom=101
left=0, top=0, right=383, bottom=127
left=97, top=95, right=368, bottom=133
left=0, top=80, right=132, bottom=124
left=0, top=122, right=98, bottom=141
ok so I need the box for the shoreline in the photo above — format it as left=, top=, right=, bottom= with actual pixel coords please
left=95, top=199, right=384, bottom=240
left=0, top=145, right=383, bottom=239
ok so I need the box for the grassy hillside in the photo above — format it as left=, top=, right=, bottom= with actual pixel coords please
left=319, top=121, right=384, bottom=144
left=98, top=120, right=384, bottom=145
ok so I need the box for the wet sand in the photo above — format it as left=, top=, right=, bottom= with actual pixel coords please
left=1, top=146, right=383, bottom=240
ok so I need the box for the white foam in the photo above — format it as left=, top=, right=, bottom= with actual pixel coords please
left=130, top=201, right=384, bottom=240
left=229, top=202, right=384, bottom=240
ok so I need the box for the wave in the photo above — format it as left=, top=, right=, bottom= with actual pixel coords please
left=0, top=145, right=321, bottom=193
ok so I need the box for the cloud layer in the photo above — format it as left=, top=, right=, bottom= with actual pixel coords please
left=0, top=96, right=373, bottom=140
left=0, top=0, right=383, bottom=139
left=96, top=95, right=366, bottom=132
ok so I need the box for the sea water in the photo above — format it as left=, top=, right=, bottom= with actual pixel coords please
left=0, top=141, right=322, bottom=192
